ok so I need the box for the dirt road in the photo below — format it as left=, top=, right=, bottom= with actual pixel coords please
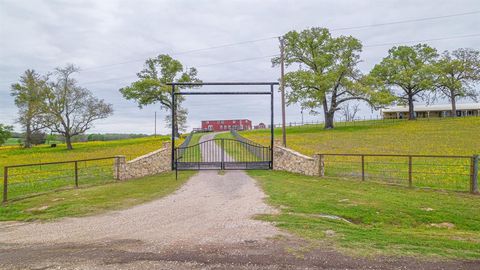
left=0, top=133, right=477, bottom=269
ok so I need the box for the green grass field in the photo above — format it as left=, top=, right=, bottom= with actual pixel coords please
left=0, top=171, right=195, bottom=221
left=214, top=132, right=262, bottom=162
left=177, top=132, right=203, bottom=162
left=2, top=138, right=22, bottom=146
left=250, top=170, right=480, bottom=259
left=240, top=117, right=480, bottom=192
left=1, top=136, right=170, bottom=201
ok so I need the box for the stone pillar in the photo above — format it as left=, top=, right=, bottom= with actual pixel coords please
left=114, top=155, right=127, bottom=180
left=313, top=154, right=325, bottom=177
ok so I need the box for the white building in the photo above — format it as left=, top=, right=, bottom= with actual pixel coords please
left=381, top=103, right=480, bottom=119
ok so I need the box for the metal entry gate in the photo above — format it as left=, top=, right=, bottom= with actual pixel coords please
left=175, top=138, right=271, bottom=170
left=168, top=81, right=278, bottom=172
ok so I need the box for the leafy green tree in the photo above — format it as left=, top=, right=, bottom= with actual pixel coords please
left=369, top=44, right=438, bottom=120
left=273, top=28, right=389, bottom=129
left=119, top=54, right=200, bottom=136
left=42, top=65, right=114, bottom=150
left=10, top=70, right=49, bottom=148
left=434, top=48, right=480, bottom=116
left=46, top=134, right=57, bottom=144
left=0, top=124, right=13, bottom=145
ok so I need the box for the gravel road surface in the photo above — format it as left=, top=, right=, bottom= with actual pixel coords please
left=0, top=133, right=478, bottom=269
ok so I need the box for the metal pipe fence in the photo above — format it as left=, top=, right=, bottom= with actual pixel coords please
left=2, top=157, right=119, bottom=202
left=317, top=153, right=479, bottom=193
left=176, top=132, right=195, bottom=160
left=230, top=130, right=267, bottom=160
left=265, top=114, right=480, bottom=129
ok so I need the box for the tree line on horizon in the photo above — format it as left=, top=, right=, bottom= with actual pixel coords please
left=2, top=26, right=479, bottom=147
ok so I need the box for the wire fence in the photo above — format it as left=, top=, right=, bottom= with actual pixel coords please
left=2, top=157, right=119, bottom=202
left=317, top=153, right=479, bottom=193
left=265, top=114, right=480, bottom=129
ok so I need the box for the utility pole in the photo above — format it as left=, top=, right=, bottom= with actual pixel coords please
left=279, top=36, right=287, bottom=147
left=154, top=111, right=157, bottom=137
left=301, top=108, right=304, bottom=125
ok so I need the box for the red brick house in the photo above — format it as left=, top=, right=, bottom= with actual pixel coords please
left=201, top=119, right=252, bottom=132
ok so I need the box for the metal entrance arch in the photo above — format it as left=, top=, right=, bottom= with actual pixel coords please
left=168, top=82, right=278, bottom=171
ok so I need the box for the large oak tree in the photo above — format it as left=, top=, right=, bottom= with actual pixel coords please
left=42, top=65, right=113, bottom=150
left=273, top=27, right=388, bottom=129
left=434, top=48, right=480, bottom=116
left=119, top=54, right=200, bottom=137
left=369, top=44, right=438, bottom=120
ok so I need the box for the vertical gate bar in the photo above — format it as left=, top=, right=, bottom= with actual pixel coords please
left=3, top=167, right=8, bottom=203
left=74, top=161, right=78, bottom=188
left=221, top=139, right=225, bottom=170
left=270, top=84, right=274, bottom=169
left=408, top=156, right=413, bottom=188
left=171, top=84, right=176, bottom=170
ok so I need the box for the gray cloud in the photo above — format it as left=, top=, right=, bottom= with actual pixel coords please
left=1, top=0, right=479, bottom=134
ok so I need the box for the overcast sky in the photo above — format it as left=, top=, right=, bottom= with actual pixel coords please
left=1, top=0, right=479, bottom=135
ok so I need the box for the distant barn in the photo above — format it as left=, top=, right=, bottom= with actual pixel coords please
left=200, top=119, right=252, bottom=132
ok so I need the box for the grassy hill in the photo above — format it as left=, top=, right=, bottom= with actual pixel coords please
left=240, top=117, right=480, bottom=192
left=240, top=117, right=480, bottom=156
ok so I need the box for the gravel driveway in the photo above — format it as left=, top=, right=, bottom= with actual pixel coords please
left=1, top=133, right=477, bottom=269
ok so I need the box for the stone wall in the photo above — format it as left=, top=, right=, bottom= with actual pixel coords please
left=114, top=142, right=171, bottom=180
left=273, top=145, right=323, bottom=176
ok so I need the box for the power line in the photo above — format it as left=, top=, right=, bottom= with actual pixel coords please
left=79, top=10, right=480, bottom=72
left=330, top=10, right=480, bottom=31
left=79, top=32, right=480, bottom=85
left=196, top=54, right=279, bottom=68
left=364, top=33, right=480, bottom=48
left=81, top=36, right=277, bottom=71
left=3, top=10, right=479, bottom=86
left=79, top=55, right=279, bottom=85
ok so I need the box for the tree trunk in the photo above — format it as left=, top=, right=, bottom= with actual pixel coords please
left=65, top=134, right=73, bottom=150
left=322, top=97, right=334, bottom=129
left=451, top=91, right=457, bottom=117
left=408, top=95, right=416, bottom=120
left=24, top=123, right=32, bottom=148
left=324, top=112, right=335, bottom=129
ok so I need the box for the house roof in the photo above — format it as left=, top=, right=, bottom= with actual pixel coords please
left=382, top=103, right=480, bottom=113
left=201, top=119, right=251, bottom=122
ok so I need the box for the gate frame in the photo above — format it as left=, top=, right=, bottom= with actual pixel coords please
left=167, top=82, right=278, bottom=170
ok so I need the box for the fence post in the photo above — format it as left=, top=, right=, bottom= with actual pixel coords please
left=470, top=155, right=479, bottom=194
left=408, top=156, right=413, bottom=188
left=3, top=167, right=7, bottom=203
left=74, top=161, right=78, bottom=188
left=116, top=156, right=120, bottom=180
left=361, top=155, right=365, bottom=181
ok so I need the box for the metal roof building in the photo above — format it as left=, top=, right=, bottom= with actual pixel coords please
left=381, top=103, right=480, bottom=119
